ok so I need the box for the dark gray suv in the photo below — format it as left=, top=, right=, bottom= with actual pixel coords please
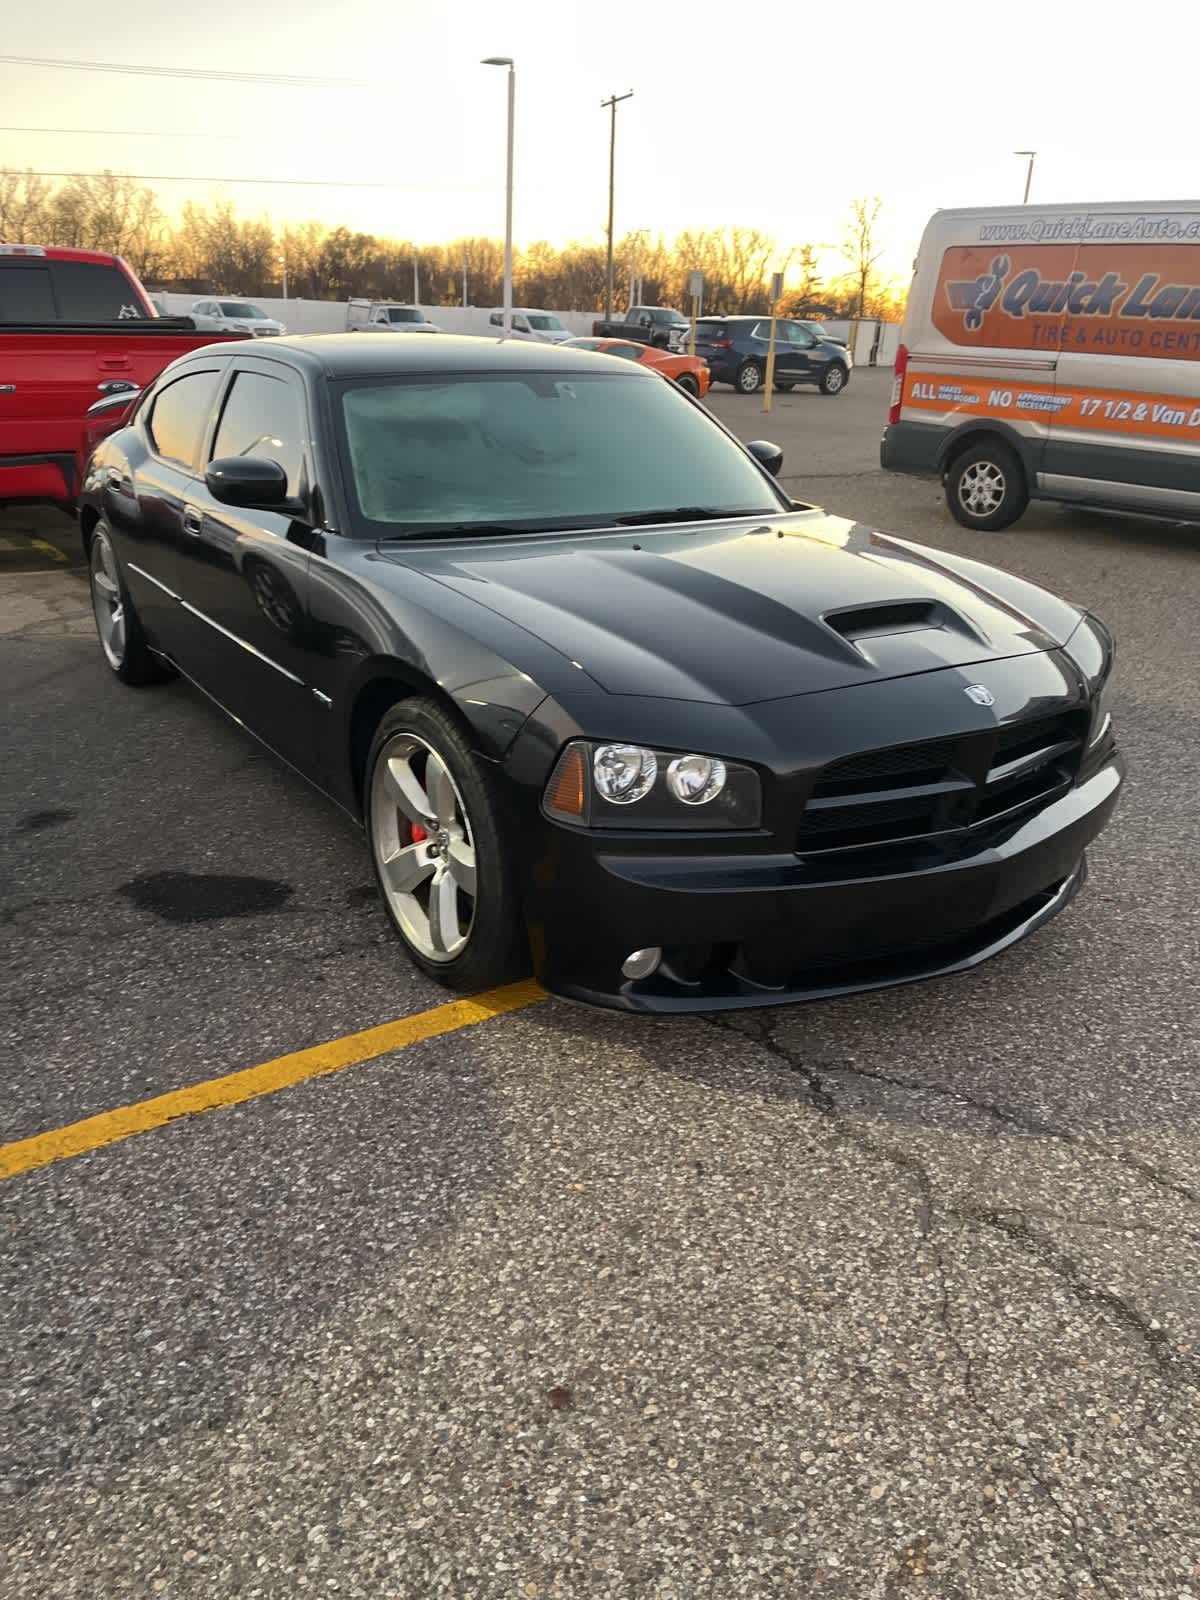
left=693, top=316, right=851, bottom=395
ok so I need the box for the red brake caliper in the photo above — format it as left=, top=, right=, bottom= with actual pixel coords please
left=410, top=823, right=428, bottom=844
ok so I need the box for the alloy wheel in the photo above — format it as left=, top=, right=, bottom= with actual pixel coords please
left=958, top=460, right=1006, bottom=518
left=90, top=531, right=126, bottom=669
left=370, top=733, right=478, bottom=962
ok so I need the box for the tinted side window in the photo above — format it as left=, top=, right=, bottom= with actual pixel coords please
left=0, top=264, right=55, bottom=322
left=147, top=370, right=223, bottom=471
left=52, top=262, right=144, bottom=320
left=211, top=371, right=305, bottom=493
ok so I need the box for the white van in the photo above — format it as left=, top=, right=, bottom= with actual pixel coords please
left=882, top=201, right=1200, bottom=530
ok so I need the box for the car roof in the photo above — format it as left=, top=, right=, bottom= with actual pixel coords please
left=194, top=332, right=662, bottom=379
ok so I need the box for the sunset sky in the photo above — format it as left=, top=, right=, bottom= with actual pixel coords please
left=2, top=0, right=1196, bottom=288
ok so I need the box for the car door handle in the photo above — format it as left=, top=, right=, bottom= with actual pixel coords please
left=181, top=508, right=203, bottom=537
left=98, top=356, right=133, bottom=371
left=97, top=379, right=137, bottom=394
left=0, top=383, right=14, bottom=394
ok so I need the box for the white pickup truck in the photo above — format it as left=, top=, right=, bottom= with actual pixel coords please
left=345, top=301, right=443, bottom=333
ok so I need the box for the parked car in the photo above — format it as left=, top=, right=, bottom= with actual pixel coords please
left=346, top=301, right=443, bottom=333
left=191, top=299, right=286, bottom=337
left=0, top=244, right=246, bottom=509
left=882, top=199, right=1200, bottom=531
left=592, top=305, right=690, bottom=348
left=797, top=319, right=849, bottom=349
left=693, top=316, right=852, bottom=395
left=561, top=336, right=710, bottom=397
left=488, top=309, right=573, bottom=343
left=79, top=332, right=1122, bottom=1010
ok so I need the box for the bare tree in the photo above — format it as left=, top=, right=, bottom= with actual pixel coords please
left=841, top=197, right=884, bottom=318
left=0, top=169, right=50, bottom=242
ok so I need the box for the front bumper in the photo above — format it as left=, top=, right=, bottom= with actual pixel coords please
left=525, top=754, right=1123, bottom=1012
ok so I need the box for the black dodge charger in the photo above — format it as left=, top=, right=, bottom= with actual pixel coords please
left=80, top=334, right=1123, bottom=1011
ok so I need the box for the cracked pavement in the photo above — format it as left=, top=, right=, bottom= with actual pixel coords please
left=3, top=375, right=1200, bottom=1596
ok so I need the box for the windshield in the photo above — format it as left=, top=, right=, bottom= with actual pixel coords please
left=526, top=314, right=565, bottom=331
left=338, top=371, right=784, bottom=534
left=387, top=307, right=424, bottom=323
left=220, top=302, right=266, bottom=319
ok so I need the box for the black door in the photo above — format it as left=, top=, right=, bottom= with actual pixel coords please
left=113, top=365, right=226, bottom=658
left=776, top=321, right=818, bottom=383
left=175, top=360, right=318, bottom=774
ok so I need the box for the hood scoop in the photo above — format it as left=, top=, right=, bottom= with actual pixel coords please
left=822, top=599, right=990, bottom=673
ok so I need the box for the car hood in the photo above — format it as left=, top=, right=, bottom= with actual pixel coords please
left=381, top=510, right=1083, bottom=706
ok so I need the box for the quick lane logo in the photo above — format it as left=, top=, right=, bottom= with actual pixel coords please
left=944, top=256, right=1200, bottom=329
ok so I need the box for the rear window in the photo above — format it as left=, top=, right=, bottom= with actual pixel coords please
left=0, top=259, right=145, bottom=322
left=694, top=321, right=726, bottom=340
left=53, top=262, right=145, bottom=320
left=0, top=263, right=55, bottom=321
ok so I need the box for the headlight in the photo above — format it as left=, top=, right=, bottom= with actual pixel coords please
left=1065, top=614, right=1116, bottom=748
left=666, top=753, right=726, bottom=804
left=594, top=743, right=657, bottom=804
left=544, top=740, right=761, bottom=830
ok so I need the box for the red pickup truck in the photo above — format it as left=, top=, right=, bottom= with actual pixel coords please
left=0, top=244, right=245, bottom=508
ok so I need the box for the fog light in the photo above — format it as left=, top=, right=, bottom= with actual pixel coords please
left=621, top=946, right=662, bottom=980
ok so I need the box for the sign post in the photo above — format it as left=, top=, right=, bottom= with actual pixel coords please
left=687, top=270, right=703, bottom=357
left=762, top=270, right=785, bottom=413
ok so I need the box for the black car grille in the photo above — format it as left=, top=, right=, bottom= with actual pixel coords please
left=795, top=712, right=1088, bottom=857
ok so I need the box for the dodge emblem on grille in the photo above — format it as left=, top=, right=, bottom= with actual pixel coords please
left=963, top=684, right=995, bottom=707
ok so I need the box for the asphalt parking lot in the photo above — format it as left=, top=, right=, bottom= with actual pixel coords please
left=3, top=367, right=1199, bottom=1597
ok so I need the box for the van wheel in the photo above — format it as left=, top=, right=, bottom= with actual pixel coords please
left=735, top=361, right=763, bottom=394
left=946, top=442, right=1029, bottom=531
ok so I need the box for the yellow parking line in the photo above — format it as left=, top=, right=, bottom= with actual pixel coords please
left=0, top=979, right=544, bottom=1184
left=28, top=538, right=68, bottom=564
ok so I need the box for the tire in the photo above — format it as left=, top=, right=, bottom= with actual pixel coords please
left=87, top=521, right=170, bottom=685
left=945, top=441, right=1029, bottom=531
left=365, top=698, right=529, bottom=992
left=675, top=373, right=699, bottom=396
left=819, top=362, right=848, bottom=395
left=735, top=360, right=763, bottom=394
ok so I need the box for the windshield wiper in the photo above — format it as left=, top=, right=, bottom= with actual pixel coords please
left=612, top=506, right=772, bottom=527
left=380, top=520, right=569, bottom=541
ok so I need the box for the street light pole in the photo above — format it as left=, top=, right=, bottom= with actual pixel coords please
left=602, top=90, right=633, bottom=322
left=482, top=56, right=515, bottom=333
left=1015, top=150, right=1037, bottom=204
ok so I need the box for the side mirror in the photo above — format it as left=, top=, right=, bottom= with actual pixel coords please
left=746, top=439, right=784, bottom=478
left=206, top=456, right=290, bottom=508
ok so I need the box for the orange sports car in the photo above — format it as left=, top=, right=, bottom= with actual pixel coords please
left=560, top=336, right=711, bottom=398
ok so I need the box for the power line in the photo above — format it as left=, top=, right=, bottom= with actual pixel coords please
left=17, top=169, right=486, bottom=192
left=0, top=126, right=295, bottom=141
left=0, top=54, right=365, bottom=88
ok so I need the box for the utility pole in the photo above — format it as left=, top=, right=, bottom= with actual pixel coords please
left=602, top=90, right=633, bottom=321
left=412, top=253, right=419, bottom=305
left=482, top=57, right=515, bottom=332
left=462, top=249, right=468, bottom=308
left=1015, top=150, right=1037, bottom=204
